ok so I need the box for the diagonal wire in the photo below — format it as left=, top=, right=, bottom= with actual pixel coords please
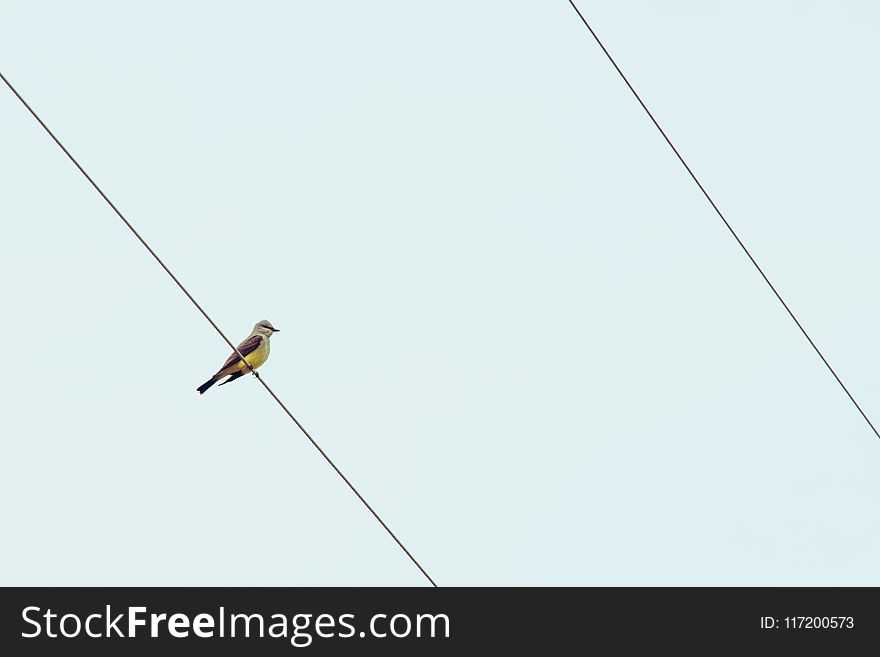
left=0, top=70, right=438, bottom=586
left=566, top=1, right=880, bottom=441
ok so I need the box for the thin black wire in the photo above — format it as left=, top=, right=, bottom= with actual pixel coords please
left=0, top=70, right=438, bottom=586
left=566, top=1, right=880, bottom=441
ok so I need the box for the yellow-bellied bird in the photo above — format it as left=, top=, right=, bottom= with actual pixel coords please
left=197, top=320, right=280, bottom=394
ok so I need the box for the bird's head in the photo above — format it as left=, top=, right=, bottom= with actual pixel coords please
left=254, top=319, right=280, bottom=336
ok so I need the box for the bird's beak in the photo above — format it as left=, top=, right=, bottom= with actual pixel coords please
left=273, top=328, right=281, bottom=332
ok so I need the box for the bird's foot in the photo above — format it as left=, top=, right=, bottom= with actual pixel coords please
left=252, top=371, right=260, bottom=379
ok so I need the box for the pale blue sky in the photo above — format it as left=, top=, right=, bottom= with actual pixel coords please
left=2, top=1, right=879, bottom=585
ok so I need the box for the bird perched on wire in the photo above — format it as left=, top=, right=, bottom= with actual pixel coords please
left=197, top=319, right=280, bottom=394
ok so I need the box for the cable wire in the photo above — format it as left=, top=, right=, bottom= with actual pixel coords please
left=566, top=1, right=880, bottom=441
left=0, top=70, right=438, bottom=586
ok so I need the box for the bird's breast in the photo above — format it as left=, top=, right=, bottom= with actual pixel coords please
left=244, top=338, right=270, bottom=370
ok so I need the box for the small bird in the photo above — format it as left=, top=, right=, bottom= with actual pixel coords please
left=197, top=319, right=280, bottom=394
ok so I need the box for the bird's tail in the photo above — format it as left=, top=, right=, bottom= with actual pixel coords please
left=197, top=376, right=218, bottom=395
left=218, top=371, right=246, bottom=387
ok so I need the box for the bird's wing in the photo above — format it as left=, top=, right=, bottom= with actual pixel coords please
left=217, top=334, right=264, bottom=372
